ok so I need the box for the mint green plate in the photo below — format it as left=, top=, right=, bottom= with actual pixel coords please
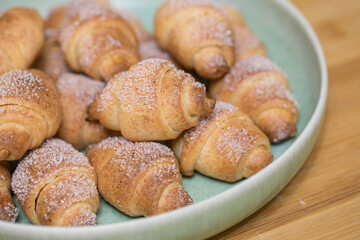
left=0, top=0, right=327, bottom=239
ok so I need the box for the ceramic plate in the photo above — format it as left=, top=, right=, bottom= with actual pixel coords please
left=0, top=0, right=327, bottom=239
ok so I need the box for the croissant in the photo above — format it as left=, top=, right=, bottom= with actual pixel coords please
left=0, top=69, right=61, bottom=161
left=12, top=139, right=99, bottom=226
left=116, top=9, right=153, bottom=43
left=35, top=6, right=70, bottom=81
left=172, top=101, right=273, bottom=182
left=210, top=56, right=299, bottom=143
left=0, top=8, right=44, bottom=75
left=56, top=73, right=118, bottom=150
left=139, top=40, right=174, bottom=62
left=44, top=5, right=67, bottom=40
left=223, top=5, right=267, bottom=61
left=88, top=59, right=215, bottom=141
left=154, top=0, right=235, bottom=80
left=86, top=137, right=193, bottom=217
left=59, top=0, right=139, bottom=81
left=0, top=162, right=18, bottom=222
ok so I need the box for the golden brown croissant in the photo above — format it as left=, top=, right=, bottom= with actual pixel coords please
left=172, top=101, right=273, bottom=182
left=35, top=6, right=70, bottom=81
left=0, top=8, right=44, bottom=75
left=154, top=0, right=235, bottom=80
left=139, top=40, right=174, bottom=62
left=0, top=69, right=61, bottom=161
left=210, top=56, right=299, bottom=143
left=0, top=162, right=18, bottom=222
left=223, top=6, right=267, bottom=61
left=56, top=73, right=118, bottom=150
left=44, top=5, right=67, bottom=40
left=59, top=0, right=139, bottom=81
left=88, top=59, right=215, bottom=141
left=86, top=137, right=193, bottom=217
left=12, top=139, right=99, bottom=226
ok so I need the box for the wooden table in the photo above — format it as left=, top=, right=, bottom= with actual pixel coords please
left=210, top=0, right=360, bottom=239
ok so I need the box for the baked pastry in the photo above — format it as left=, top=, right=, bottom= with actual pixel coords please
left=154, top=0, right=235, bottom=80
left=88, top=59, right=215, bottom=141
left=0, top=8, right=44, bottom=75
left=210, top=56, right=299, bottom=143
left=139, top=40, right=174, bottom=62
left=0, top=69, right=61, bottom=161
left=223, top=5, right=267, bottom=60
left=116, top=8, right=153, bottom=42
left=56, top=73, right=118, bottom=150
left=36, top=6, right=70, bottom=81
left=86, top=137, right=193, bottom=217
left=59, top=0, right=139, bottom=81
left=12, top=139, right=99, bottom=226
left=172, top=101, right=273, bottom=182
left=0, top=162, right=18, bottom=222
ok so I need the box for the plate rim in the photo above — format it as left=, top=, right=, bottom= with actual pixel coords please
left=0, top=0, right=328, bottom=239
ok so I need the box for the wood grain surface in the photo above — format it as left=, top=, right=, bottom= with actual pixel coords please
left=210, top=0, right=360, bottom=239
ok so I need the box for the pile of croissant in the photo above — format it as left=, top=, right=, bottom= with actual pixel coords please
left=0, top=0, right=299, bottom=226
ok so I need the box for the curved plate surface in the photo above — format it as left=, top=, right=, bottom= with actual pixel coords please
left=0, top=0, right=327, bottom=239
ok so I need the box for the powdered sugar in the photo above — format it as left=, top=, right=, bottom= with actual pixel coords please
left=192, top=16, right=233, bottom=47
left=249, top=78, right=299, bottom=112
left=159, top=0, right=226, bottom=19
left=66, top=206, right=97, bottom=226
left=91, top=137, right=178, bottom=179
left=118, top=59, right=176, bottom=113
left=0, top=70, right=49, bottom=101
left=139, top=41, right=173, bottom=61
left=1, top=202, right=19, bottom=223
left=184, top=101, right=238, bottom=142
left=57, top=73, right=105, bottom=108
left=42, top=174, right=97, bottom=224
left=223, top=56, right=284, bottom=91
left=12, top=139, right=95, bottom=205
left=215, top=126, right=257, bottom=164
left=234, top=28, right=263, bottom=57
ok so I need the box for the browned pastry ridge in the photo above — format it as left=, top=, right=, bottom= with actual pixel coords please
left=172, top=101, right=273, bottom=182
left=12, top=139, right=99, bottom=226
left=88, top=58, right=215, bottom=141
left=0, top=69, right=61, bottom=161
left=223, top=5, right=267, bottom=61
left=35, top=5, right=70, bottom=81
left=86, top=137, right=193, bottom=217
left=59, top=0, right=140, bottom=81
left=155, top=0, right=235, bottom=80
left=0, top=162, right=18, bottom=222
left=210, top=56, right=299, bottom=143
left=0, top=8, right=44, bottom=75
left=56, top=73, right=118, bottom=150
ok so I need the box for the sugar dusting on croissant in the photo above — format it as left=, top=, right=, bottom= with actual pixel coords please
left=86, top=137, right=193, bottom=217
left=12, top=139, right=99, bottom=226
left=89, top=58, right=215, bottom=141
left=210, top=56, right=299, bottom=143
left=0, top=162, right=18, bottom=222
left=59, top=0, right=139, bottom=81
left=172, top=101, right=273, bottom=182
left=56, top=73, right=118, bottom=150
left=0, top=69, right=61, bottom=161
left=155, top=0, right=235, bottom=80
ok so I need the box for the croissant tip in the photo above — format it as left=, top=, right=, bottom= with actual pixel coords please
left=243, top=146, right=273, bottom=178
left=0, top=149, right=10, bottom=161
left=257, top=109, right=297, bottom=144
left=205, top=98, right=216, bottom=114
left=194, top=48, right=229, bottom=80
